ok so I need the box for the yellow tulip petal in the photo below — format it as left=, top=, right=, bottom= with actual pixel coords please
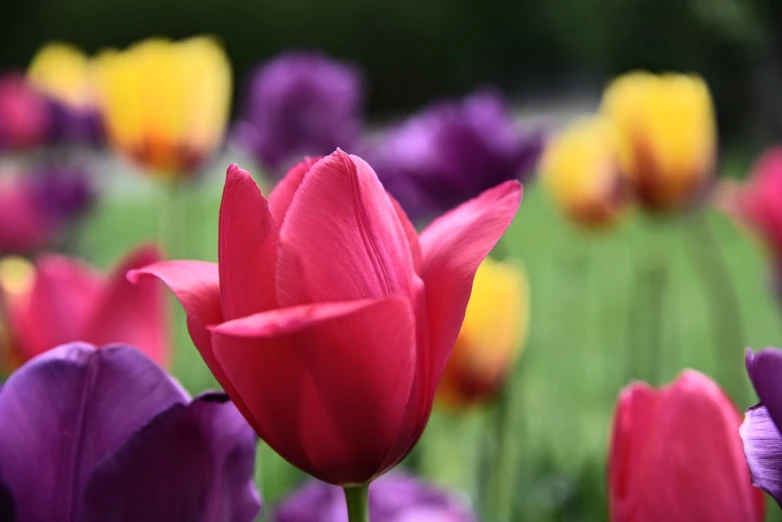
left=28, top=42, right=94, bottom=109
left=541, top=116, right=628, bottom=228
left=437, top=257, right=529, bottom=409
left=601, top=71, right=716, bottom=211
left=93, top=35, right=232, bottom=176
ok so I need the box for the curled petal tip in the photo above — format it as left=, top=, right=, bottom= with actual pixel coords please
left=125, top=268, right=143, bottom=284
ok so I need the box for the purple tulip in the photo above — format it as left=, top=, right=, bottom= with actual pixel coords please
left=741, top=348, right=782, bottom=508
left=371, top=90, right=543, bottom=221
left=47, top=98, right=104, bottom=147
left=25, top=163, right=96, bottom=222
left=274, top=472, right=476, bottom=522
left=233, top=51, right=363, bottom=176
left=0, top=343, right=261, bottom=522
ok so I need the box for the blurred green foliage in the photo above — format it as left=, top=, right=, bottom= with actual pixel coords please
left=2, top=0, right=781, bottom=144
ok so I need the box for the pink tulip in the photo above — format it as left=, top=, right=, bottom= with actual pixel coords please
left=0, top=180, right=57, bottom=254
left=734, top=147, right=782, bottom=258
left=129, top=150, right=522, bottom=485
left=609, top=370, right=764, bottom=522
left=2, top=245, right=169, bottom=367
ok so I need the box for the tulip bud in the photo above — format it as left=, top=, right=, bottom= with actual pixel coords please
left=541, top=116, right=629, bottom=229
left=609, top=370, right=764, bottom=522
left=601, top=71, right=716, bottom=213
left=436, top=257, right=528, bottom=409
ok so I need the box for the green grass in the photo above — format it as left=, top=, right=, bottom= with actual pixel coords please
left=79, top=176, right=782, bottom=521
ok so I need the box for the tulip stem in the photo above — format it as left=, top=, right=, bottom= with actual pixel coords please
left=483, top=382, right=519, bottom=522
left=344, top=483, right=370, bottom=522
left=158, top=177, right=183, bottom=258
left=627, top=222, right=669, bottom=386
left=684, top=211, right=747, bottom=405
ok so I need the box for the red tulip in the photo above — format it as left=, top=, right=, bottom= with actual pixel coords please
left=129, top=150, right=522, bottom=485
left=609, top=370, right=764, bottom=522
left=1, top=245, right=168, bottom=368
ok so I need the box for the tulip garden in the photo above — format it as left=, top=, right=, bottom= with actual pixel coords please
left=3, top=35, right=782, bottom=522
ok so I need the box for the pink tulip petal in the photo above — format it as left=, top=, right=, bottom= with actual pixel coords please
left=84, top=244, right=169, bottom=367
left=418, top=180, right=522, bottom=396
left=9, top=255, right=101, bottom=360
left=127, top=261, right=267, bottom=439
left=655, top=371, right=760, bottom=521
left=389, top=194, right=423, bottom=273
left=268, top=156, right=320, bottom=226
left=219, top=164, right=279, bottom=319
left=276, top=150, right=416, bottom=307
left=609, top=382, right=662, bottom=521
left=210, top=294, right=416, bottom=484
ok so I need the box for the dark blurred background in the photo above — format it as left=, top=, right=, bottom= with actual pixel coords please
left=3, top=0, right=781, bottom=149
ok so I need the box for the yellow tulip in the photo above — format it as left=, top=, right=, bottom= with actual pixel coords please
left=601, top=71, right=716, bottom=213
left=94, top=36, right=231, bottom=176
left=541, top=116, right=629, bottom=229
left=437, top=257, right=529, bottom=409
left=0, top=257, right=34, bottom=372
left=28, top=42, right=95, bottom=110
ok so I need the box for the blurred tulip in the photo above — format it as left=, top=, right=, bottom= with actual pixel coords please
left=28, top=42, right=94, bottom=110
left=436, top=257, right=528, bottom=408
left=0, top=245, right=168, bottom=368
left=275, top=472, right=476, bottom=522
left=740, top=348, right=782, bottom=508
left=601, top=71, right=716, bottom=213
left=0, top=342, right=260, bottom=521
left=130, top=151, right=522, bottom=485
left=26, top=163, right=96, bottom=222
left=233, top=52, right=363, bottom=176
left=0, top=166, right=95, bottom=255
left=28, top=42, right=104, bottom=146
left=723, top=148, right=782, bottom=292
left=541, top=116, right=629, bottom=229
left=94, top=36, right=231, bottom=177
left=0, top=74, right=52, bottom=150
left=609, top=370, right=764, bottom=522
left=0, top=176, right=59, bottom=254
left=372, top=90, right=542, bottom=221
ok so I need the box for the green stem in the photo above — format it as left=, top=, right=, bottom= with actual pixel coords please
left=684, top=212, right=747, bottom=405
left=626, top=222, right=669, bottom=386
left=645, top=255, right=668, bottom=386
left=343, top=484, right=370, bottom=522
left=483, top=378, right=521, bottom=522
left=158, top=177, right=182, bottom=257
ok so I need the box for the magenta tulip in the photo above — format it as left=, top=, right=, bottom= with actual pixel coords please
left=609, top=370, right=764, bottom=522
left=130, top=150, right=522, bottom=485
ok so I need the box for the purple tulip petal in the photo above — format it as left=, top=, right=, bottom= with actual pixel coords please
left=0, top=479, right=15, bottom=522
left=741, top=404, right=782, bottom=507
left=371, top=90, right=542, bottom=220
left=234, top=52, right=363, bottom=177
left=83, top=392, right=260, bottom=522
left=746, top=348, right=782, bottom=431
left=0, top=343, right=187, bottom=521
